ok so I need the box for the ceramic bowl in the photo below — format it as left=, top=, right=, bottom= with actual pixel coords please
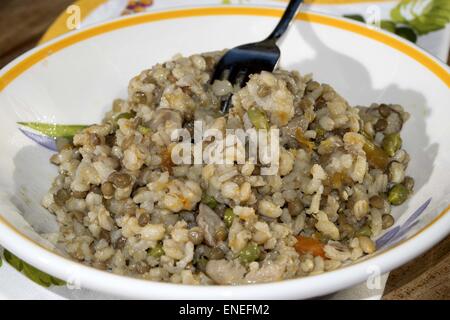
left=0, top=6, right=449, bottom=299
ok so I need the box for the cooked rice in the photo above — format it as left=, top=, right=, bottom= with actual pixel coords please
left=42, top=51, right=413, bottom=285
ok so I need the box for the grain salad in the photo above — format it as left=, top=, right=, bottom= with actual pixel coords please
left=42, top=51, right=413, bottom=285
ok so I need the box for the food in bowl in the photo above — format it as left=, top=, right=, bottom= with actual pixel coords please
left=42, top=51, right=413, bottom=285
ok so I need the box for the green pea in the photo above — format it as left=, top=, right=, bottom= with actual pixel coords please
left=196, top=257, right=208, bottom=272
left=388, top=184, right=409, bottom=205
left=239, top=243, right=260, bottom=264
left=356, top=225, right=372, bottom=237
left=202, top=194, right=218, bottom=209
left=3, top=250, right=23, bottom=271
left=382, top=133, right=402, bottom=157
left=248, top=107, right=269, bottom=130
left=149, top=243, right=165, bottom=258
left=380, top=20, right=396, bottom=33
left=224, top=208, right=235, bottom=228
left=138, top=125, right=150, bottom=135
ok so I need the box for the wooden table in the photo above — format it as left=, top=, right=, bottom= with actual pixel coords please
left=0, top=0, right=449, bottom=300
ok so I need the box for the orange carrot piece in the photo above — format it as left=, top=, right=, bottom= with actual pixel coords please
left=295, top=236, right=325, bottom=257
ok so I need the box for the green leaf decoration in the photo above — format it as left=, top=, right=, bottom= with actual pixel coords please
left=22, top=264, right=52, bottom=287
left=0, top=255, right=3, bottom=268
left=51, top=277, right=66, bottom=286
left=391, top=0, right=450, bottom=35
left=222, top=0, right=231, bottom=4
left=380, top=20, right=397, bottom=33
left=343, top=14, right=366, bottom=23
left=395, top=26, right=418, bottom=42
left=4, top=249, right=23, bottom=271
left=17, top=122, right=88, bottom=138
left=391, top=2, right=408, bottom=24
left=3, top=250, right=66, bottom=287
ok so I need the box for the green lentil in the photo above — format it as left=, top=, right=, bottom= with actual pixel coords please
left=54, top=188, right=70, bottom=206
left=101, top=181, right=115, bottom=198
left=374, top=118, right=388, bottom=132
left=388, top=184, right=409, bottom=205
left=188, top=227, right=204, bottom=245
left=214, top=226, right=228, bottom=242
left=196, top=257, right=208, bottom=272
left=133, top=91, right=147, bottom=104
left=403, top=176, right=415, bottom=191
left=70, top=210, right=84, bottom=223
left=378, top=104, right=391, bottom=117
left=369, top=195, right=385, bottom=209
left=72, top=190, right=88, bottom=199
left=135, top=262, right=150, bottom=274
left=382, top=214, right=395, bottom=229
left=99, top=229, right=111, bottom=242
left=209, top=247, right=225, bottom=260
left=340, top=223, right=355, bottom=239
left=108, top=172, right=133, bottom=189
left=138, top=213, right=150, bottom=227
left=115, top=236, right=127, bottom=250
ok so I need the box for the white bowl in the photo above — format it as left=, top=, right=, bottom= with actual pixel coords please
left=0, top=6, right=449, bottom=299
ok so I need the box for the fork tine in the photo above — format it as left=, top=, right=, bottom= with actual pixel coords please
left=220, top=68, right=248, bottom=113
left=220, top=94, right=233, bottom=114
left=228, top=68, right=248, bottom=85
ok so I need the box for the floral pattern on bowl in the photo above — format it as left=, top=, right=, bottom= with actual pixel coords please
left=376, top=198, right=431, bottom=249
left=18, top=122, right=88, bottom=152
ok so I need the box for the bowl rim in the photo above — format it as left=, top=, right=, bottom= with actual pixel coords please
left=0, top=5, right=449, bottom=299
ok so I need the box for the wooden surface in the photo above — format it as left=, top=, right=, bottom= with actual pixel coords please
left=0, top=0, right=449, bottom=300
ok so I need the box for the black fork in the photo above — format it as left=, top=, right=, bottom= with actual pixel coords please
left=211, top=0, right=303, bottom=113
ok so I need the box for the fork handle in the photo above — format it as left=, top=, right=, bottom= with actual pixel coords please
left=266, top=0, right=303, bottom=42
